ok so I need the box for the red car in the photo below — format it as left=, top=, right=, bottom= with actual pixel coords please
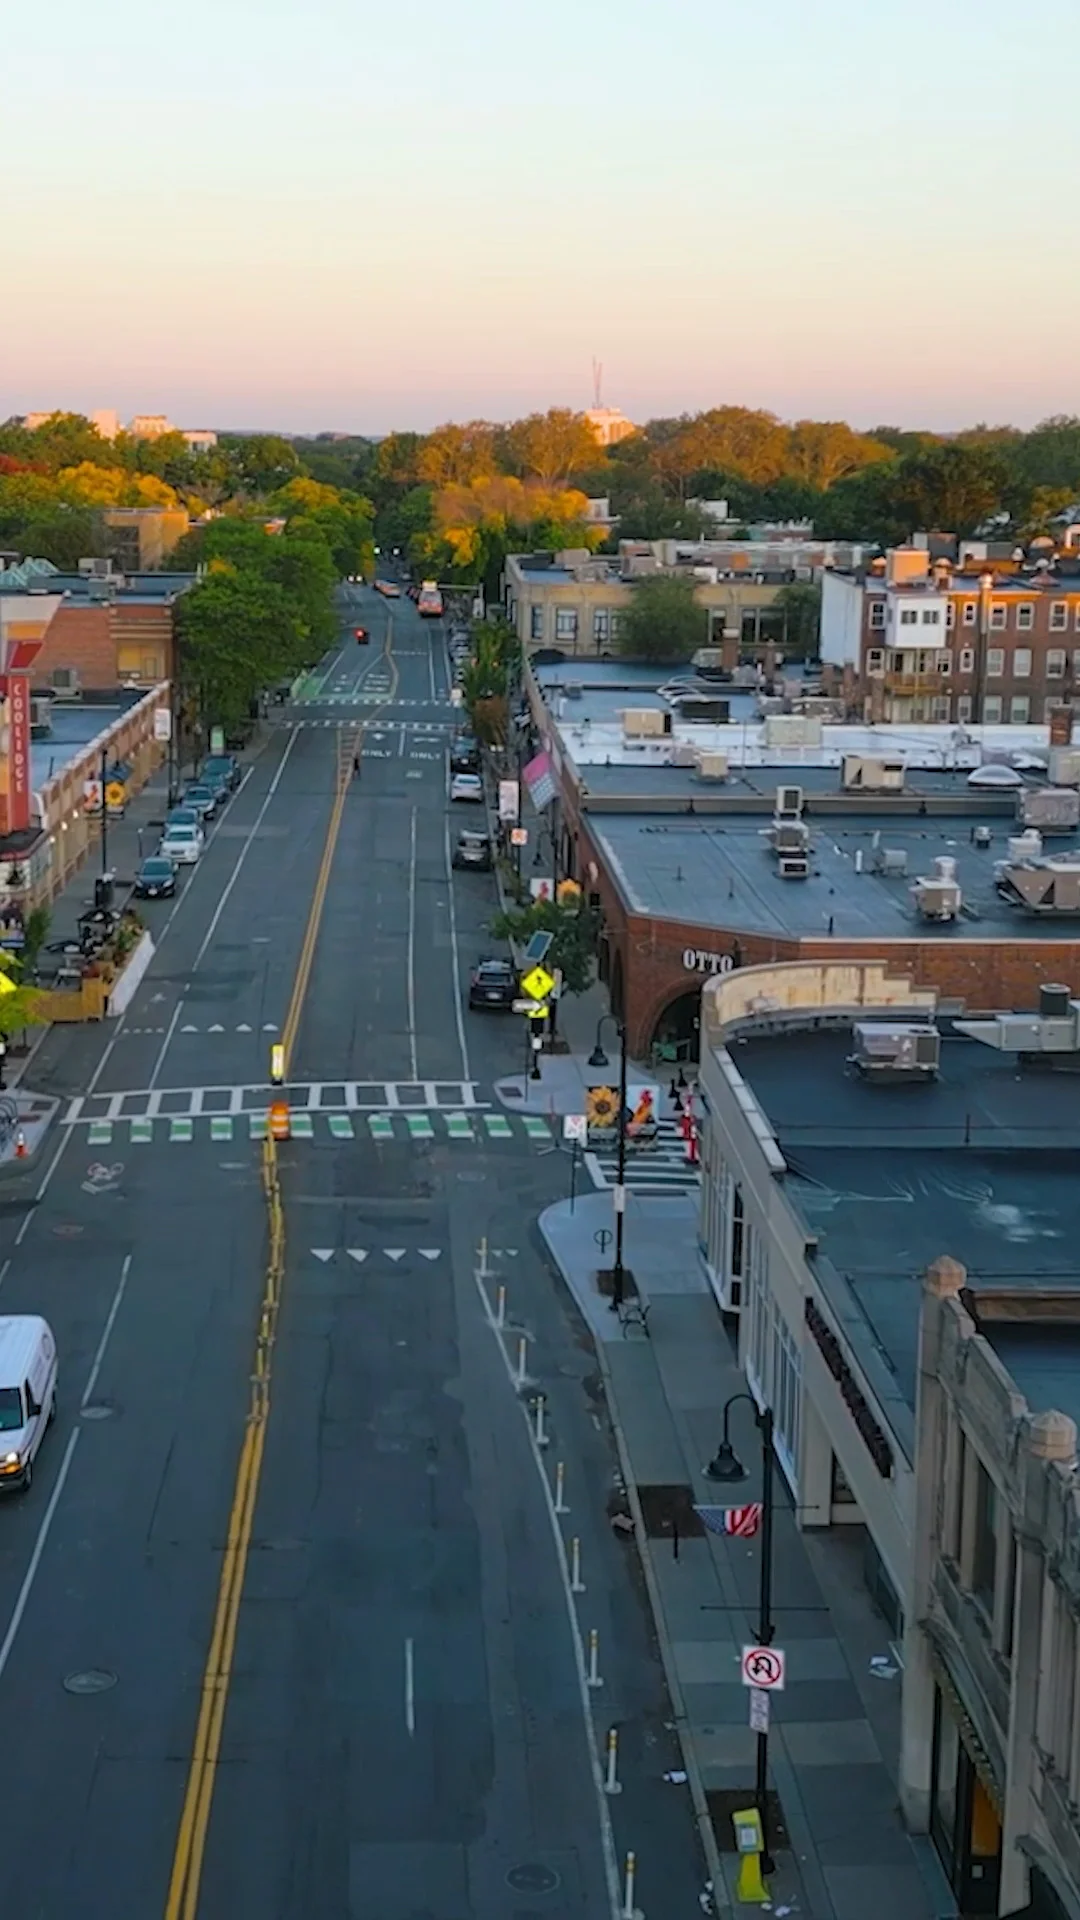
left=354, top=626, right=369, bottom=644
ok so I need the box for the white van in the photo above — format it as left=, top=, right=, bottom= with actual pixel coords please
left=0, top=1317, right=57, bottom=1493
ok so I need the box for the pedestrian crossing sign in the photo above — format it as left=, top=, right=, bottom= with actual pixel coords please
left=520, top=964, right=555, bottom=1004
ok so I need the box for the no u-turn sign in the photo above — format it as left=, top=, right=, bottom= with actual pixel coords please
left=741, top=1645, right=785, bottom=1691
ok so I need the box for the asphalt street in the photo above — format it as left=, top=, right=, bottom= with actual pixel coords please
left=0, top=587, right=706, bottom=1917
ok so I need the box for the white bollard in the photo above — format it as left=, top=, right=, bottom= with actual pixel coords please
left=587, top=1627, right=603, bottom=1689
left=534, top=1394, right=549, bottom=1448
left=496, top=1283, right=506, bottom=1328
left=604, top=1726, right=622, bottom=1796
left=621, top=1850, right=641, bottom=1918
left=478, top=1236, right=489, bottom=1278
left=515, top=1335, right=528, bottom=1388
left=554, top=1460, right=569, bottom=1513
left=570, top=1535, right=585, bottom=1593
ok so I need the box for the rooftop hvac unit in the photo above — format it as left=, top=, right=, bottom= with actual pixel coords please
left=1048, top=747, right=1080, bottom=788
left=972, top=824, right=993, bottom=848
left=870, top=846, right=908, bottom=877
left=841, top=754, right=906, bottom=794
left=778, top=852, right=810, bottom=879
left=1008, top=831, right=1042, bottom=863
left=50, top=667, right=81, bottom=698
left=695, top=752, right=729, bottom=781
left=564, top=682, right=583, bottom=699
left=776, top=785, right=804, bottom=819
left=996, top=859, right=1080, bottom=917
left=768, top=818, right=810, bottom=858
left=672, top=743, right=698, bottom=767
left=621, top=708, right=666, bottom=738
left=912, top=856, right=961, bottom=921
left=1017, top=786, right=1080, bottom=833
left=850, top=1023, right=941, bottom=1083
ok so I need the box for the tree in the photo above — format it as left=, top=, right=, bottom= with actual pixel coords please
left=176, top=571, right=304, bottom=725
left=783, top=421, right=893, bottom=491
left=0, top=952, right=47, bottom=1036
left=15, top=508, right=107, bottom=569
left=500, top=410, right=599, bottom=488
left=225, top=434, right=301, bottom=495
left=616, top=572, right=709, bottom=662
left=889, top=443, right=1010, bottom=537
left=489, top=897, right=598, bottom=998
left=55, top=462, right=179, bottom=509
left=773, top=582, right=822, bottom=659
left=431, top=475, right=599, bottom=597
left=416, top=421, right=495, bottom=488
left=15, top=413, right=116, bottom=475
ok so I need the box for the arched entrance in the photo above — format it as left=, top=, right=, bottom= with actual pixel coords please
left=648, top=988, right=701, bottom=1066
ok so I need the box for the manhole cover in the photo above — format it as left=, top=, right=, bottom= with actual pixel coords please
left=81, top=1404, right=114, bottom=1421
left=63, top=1669, right=117, bottom=1695
left=54, top=1224, right=84, bottom=1238
left=507, top=1865, right=560, bottom=1894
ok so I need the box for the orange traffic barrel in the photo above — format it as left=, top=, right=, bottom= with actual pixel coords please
left=269, top=1100, right=291, bottom=1142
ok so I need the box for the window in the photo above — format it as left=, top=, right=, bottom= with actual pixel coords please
left=1073, top=648, right=1080, bottom=678
left=866, top=647, right=885, bottom=676
left=970, top=1461, right=998, bottom=1616
left=1047, top=649, right=1066, bottom=678
left=609, top=611, right=623, bottom=639
left=1050, top=602, right=1068, bottom=632
left=592, top=608, right=609, bottom=644
left=990, top=604, right=1007, bottom=630
left=921, top=607, right=941, bottom=625
left=1010, top=695, right=1031, bottom=723
left=1075, top=604, right=1080, bottom=632
left=986, top=648, right=1004, bottom=677
left=900, top=607, right=918, bottom=626
left=932, top=695, right=951, bottom=721
left=946, top=601, right=956, bottom=628
left=962, top=602, right=977, bottom=627
left=1016, top=604, right=1035, bottom=631
left=0, top=1386, right=23, bottom=1432
left=959, top=647, right=974, bottom=674
left=938, top=650, right=953, bottom=676
left=529, top=605, right=543, bottom=641
left=956, top=695, right=973, bottom=722
left=983, top=695, right=1003, bottom=722
left=743, top=1227, right=801, bottom=1486
left=869, top=601, right=885, bottom=630
left=554, top=608, right=578, bottom=642
left=1013, top=647, right=1032, bottom=678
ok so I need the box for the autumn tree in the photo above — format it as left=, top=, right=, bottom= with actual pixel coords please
left=416, top=421, right=496, bottom=488
left=783, top=421, right=892, bottom=491
left=616, top=573, right=709, bottom=662
left=500, top=409, right=599, bottom=487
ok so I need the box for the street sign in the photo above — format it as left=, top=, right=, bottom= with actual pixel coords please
left=153, top=707, right=172, bottom=742
left=749, top=1687, right=770, bottom=1734
left=741, top=1646, right=785, bottom=1692
left=523, top=930, right=553, bottom=964
left=449, top=687, right=463, bottom=706
left=512, top=997, right=544, bottom=1016
left=563, top=1114, right=588, bottom=1145
left=510, top=826, right=528, bottom=847
left=520, top=964, right=555, bottom=1003
left=210, top=725, right=225, bottom=754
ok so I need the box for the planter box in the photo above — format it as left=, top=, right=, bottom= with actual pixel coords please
left=106, top=930, right=155, bottom=1017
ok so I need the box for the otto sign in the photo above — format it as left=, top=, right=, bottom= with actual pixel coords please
left=683, top=948, right=735, bottom=976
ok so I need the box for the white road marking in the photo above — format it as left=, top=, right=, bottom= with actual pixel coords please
left=147, top=726, right=301, bottom=1089
left=407, top=807, right=418, bottom=1082
left=471, top=1266, right=622, bottom=1920
left=0, top=1428, right=81, bottom=1685
left=405, top=1636, right=415, bottom=1736
left=81, top=1252, right=132, bottom=1407
left=442, top=813, right=471, bottom=1084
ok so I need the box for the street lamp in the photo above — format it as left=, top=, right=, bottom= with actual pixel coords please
left=589, top=1013, right=628, bottom=1309
left=707, top=1391, right=776, bottom=1875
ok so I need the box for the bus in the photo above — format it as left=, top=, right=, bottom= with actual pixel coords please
left=417, top=580, right=444, bottom=618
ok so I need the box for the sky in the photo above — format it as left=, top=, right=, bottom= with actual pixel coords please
left=2, top=0, right=1077, bottom=436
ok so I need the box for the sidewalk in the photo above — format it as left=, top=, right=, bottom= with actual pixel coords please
left=540, top=1190, right=955, bottom=1920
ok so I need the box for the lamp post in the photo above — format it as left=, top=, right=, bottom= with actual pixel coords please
left=589, top=1013, right=628, bottom=1309
left=707, top=1391, right=776, bottom=1875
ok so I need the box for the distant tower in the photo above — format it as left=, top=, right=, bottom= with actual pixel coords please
left=585, top=360, right=636, bottom=448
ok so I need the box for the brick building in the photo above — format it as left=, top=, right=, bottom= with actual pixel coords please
left=523, top=658, right=1080, bottom=1061
left=18, top=571, right=193, bottom=695
left=822, top=545, right=1080, bottom=726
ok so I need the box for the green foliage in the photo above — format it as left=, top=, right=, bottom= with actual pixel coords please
left=773, top=582, right=822, bottom=659
left=22, top=907, right=51, bottom=971
left=616, top=572, right=709, bottom=662
left=177, top=570, right=305, bottom=726
left=489, top=897, right=598, bottom=997
left=221, top=434, right=301, bottom=495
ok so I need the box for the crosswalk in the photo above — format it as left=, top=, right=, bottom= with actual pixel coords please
left=66, top=1079, right=483, bottom=1124
left=586, top=1118, right=701, bottom=1197
left=73, top=1109, right=556, bottom=1149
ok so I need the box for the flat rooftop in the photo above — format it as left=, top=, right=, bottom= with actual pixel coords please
left=590, top=808, right=1079, bottom=941
left=731, top=1030, right=1080, bottom=1410
left=31, top=696, right=143, bottom=789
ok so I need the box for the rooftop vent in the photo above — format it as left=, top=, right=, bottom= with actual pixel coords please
left=912, top=855, right=961, bottom=922
left=870, top=846, right=909, bottom=877
left=849, top=1023, right=941, bottom=1083
left=1016, top=786, right=1080, bottom=833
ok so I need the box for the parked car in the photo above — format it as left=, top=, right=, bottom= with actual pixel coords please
left=450, top=742, right=480, bottom=774
left=159, top=823, right=204, bottom=865
left=0, top=1316, right=58, bottom=1493
left=183, top=782, right=220, bottom=820
left=201, top=753, right=241, bottom=791
left=468, top=957, right=517, bottom=1011
left=452, top=829, right=492, bottom=871
left=134, top=856, right=177, bottom=899
left=450, top=772, right=484, bottom=804
left=166, top=805, right=200, bottom=831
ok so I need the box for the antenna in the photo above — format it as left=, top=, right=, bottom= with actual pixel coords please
left=592, top=358, right=603, bottom=409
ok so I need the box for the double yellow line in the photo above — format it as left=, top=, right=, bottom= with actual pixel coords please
left=163, top=622, right=398, bottom=1920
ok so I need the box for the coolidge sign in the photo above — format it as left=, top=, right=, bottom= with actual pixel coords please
left=682, top=947, right=736, bottom=975
left=0, top=595, right=57, bottom=838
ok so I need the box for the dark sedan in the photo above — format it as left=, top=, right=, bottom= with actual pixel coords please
left=134, top=856, right=177, bottom=900
left=468, top=957, right=517, bottom=1011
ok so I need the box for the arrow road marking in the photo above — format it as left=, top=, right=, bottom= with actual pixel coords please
left=311, top=1249, right=334, bottom=1263
left=385, top=1250, right=405, bottom=1262
left=418, top=1249, right=440, bottom=1261
left=347, top=1249, right=367, bottom=1263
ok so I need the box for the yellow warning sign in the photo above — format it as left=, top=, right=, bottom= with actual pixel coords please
left=0, top=971, right=15, bottom=998
left=520, top=964, right=555, bottom=1003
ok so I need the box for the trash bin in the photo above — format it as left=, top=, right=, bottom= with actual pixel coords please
left=94, top=875, right=114, bottom=913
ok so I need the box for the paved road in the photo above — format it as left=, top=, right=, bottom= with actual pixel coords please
left=0, top=588, right=706, bottom=1917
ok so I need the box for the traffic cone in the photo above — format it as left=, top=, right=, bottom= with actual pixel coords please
left=14, top=1130, right=26, bottom=1160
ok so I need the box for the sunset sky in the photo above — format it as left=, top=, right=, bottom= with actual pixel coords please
left=3, top=0, right=1075, bottom=435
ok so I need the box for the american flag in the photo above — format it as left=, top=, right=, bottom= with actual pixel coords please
left=695, top=1502, right=763, bottom=1539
